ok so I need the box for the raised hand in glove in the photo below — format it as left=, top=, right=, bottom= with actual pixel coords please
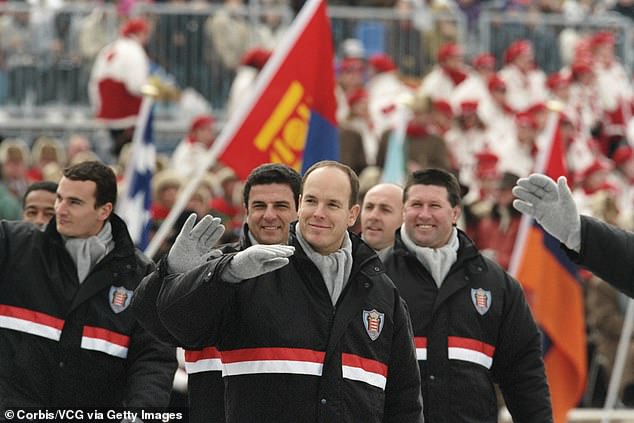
left=222, top=244, right=295, bottom=283
left=167, top=213, right=225, bottom=273
left=512, top=173, right=581, bottom=251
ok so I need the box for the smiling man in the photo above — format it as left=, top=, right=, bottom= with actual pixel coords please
left=152, top=160, right=423, bottom=423
left=382, top=168, right=552, bottom=423
left=0, top=161, right=176, bottom=411
left=360, top=183, right=403, bottom=260
left=134, top=163, right=301, bottom=423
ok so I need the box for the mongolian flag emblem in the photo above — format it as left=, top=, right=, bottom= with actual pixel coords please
left=109, top=286, right=134, bottom=314
left=363, top=309, right=385, bottom=341
left=471, top=288, right=492, bottom=315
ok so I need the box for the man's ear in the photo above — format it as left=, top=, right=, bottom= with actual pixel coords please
left=452, top=205, right=462, bottom=225
left=98, top=202, right=113, bottom=222
left=348, top=204, right=361, bottom=227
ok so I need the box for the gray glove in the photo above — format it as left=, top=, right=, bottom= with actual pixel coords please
left=512, top=173, right=581, bottom=251
left=222, top=244, right=295, bottom=283
left=167, top=213, right=225, bottom=273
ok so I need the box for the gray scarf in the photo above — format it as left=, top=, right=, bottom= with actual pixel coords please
left=400, top=224, right=459, bottom=288
left=295, top=223, right=353, bottom=305
left=64, top=221, right=114, bottom=283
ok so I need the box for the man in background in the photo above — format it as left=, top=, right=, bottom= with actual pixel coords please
left=133, top=163, right=302, bottom=423
left=22, top=180, right=57, bottom=229
left=360, top=182, right=403, bottom=260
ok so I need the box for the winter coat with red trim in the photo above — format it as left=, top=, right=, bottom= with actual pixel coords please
left=132, top=225, right=253, bottom=423
left=382, top=228, right=552, bottom=423
left=0, top=215, right=176, bottom=409
left=156, top=229, right=423, bottom=423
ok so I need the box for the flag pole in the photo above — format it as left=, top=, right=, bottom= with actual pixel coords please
left=508, top=108, right=560, bottom=277
left=144, top=0, right=323, bottom=259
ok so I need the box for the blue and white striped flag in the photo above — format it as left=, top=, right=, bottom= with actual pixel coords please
left=116, top=96, right=156, bottom=250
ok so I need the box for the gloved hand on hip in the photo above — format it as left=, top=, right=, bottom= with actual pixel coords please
left=512, top=173, right=581, bottom=251
left=167, top=213, right=225, bottom=273
left=222, top=244, right=295, bottom=283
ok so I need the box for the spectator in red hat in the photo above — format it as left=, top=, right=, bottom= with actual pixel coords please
left=571, top=157, right=620, bottom=217
left=226, top=47, right=272, bottom=118
left=476, top=74, right=517, bottom=158
left=558, top=112, right=596, bottom=178
left=547, top=72, right=570, bottom=98
left=499, top=39, right=548, bottom=112
left=335, top=57, right=367, bottom=124
left=418, top=42, right=467, bottom=101
left=366, top=52, right=413, bottom=139
left=171, top=114, right=217, bottom=178
left=568, top=60, right=602, bottom=137
left=445, top=100, right=494, bottom=201
left=452, top=52, right=496, bottom=117
left=496, top=110, right=540, bottom=178
left=89, top=18, right=152, bottom=158
left=590, top=30, right=633, bottom=144
left=428, top=99, right=454, bottom=136
left=467, top=171, right=522, bottom=271
left=339, top=89, right=376, bottom=174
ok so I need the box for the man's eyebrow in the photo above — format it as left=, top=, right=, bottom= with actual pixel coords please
left=59, top=194, right=85, bottom=204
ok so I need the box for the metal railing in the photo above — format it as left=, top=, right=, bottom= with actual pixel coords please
left=478, top=8, right=633, bottom=74
left=1, top=2, right=632, bottom=149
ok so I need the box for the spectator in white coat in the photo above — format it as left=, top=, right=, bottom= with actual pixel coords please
left=89, top=18, right=151, bottom=157
left=171, top=114, right=217, bottom=178
left=498, top=39, right=547, bottom=112
left=418, top=42, right=468, bottom=101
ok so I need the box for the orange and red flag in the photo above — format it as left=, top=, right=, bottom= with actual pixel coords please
left=510, top=110, right=587, bottom=423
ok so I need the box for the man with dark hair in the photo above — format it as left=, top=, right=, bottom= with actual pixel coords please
left=382, top=168, right=552, bottom=423
left=146, top=160, right=423, bottom=423
left=22, top=180, right=58, bottom=230
left=134, top=162, right=302, bottom=423
left=0, top=161, right=176, bottom=410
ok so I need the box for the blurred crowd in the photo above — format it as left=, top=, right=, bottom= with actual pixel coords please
left=1, top=0, right=634, bottom=408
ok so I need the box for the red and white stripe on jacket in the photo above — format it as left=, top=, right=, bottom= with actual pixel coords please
left=184, top=346, right=389, bottom=390
left=0, top=304, right=64, bottom=341
left=415, top=336, right=496, bottom=369
left=81, top=325, right=130, bottom=359
left=184, top=346, right=223, bottom=374
left=0, top=304, right=130, bottom=359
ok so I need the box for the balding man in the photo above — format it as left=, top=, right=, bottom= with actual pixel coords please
left=361, top=183, right=403, bottom=260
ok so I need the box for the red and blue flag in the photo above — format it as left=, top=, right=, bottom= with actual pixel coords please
left=509, top=111, right=587, bottom=423
left=215, top=0, right=338, bottom=178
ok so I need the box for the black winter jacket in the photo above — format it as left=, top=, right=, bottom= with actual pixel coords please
left=563, top=215, right=634, bottom=298
left=383, top=228, right=552, bottom=423
left=155, top=229, right=423, bottom=423
left=0, top=215, right=176, bottom=409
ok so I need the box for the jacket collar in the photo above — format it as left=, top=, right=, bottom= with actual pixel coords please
left=393, top=226, right=482, bottom=268
left=288, top=223, right=384, bottom=278
left=46, top=213, right=136, bottom=258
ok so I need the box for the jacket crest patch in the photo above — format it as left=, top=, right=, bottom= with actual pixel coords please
left=109, top=286, right=133, bottom=314
left=471, top=288, right=491, bottom=315
left=363, top=309, right=385, bottom=341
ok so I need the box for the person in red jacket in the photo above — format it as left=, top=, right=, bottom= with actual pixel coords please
left=89, top=18, right=152, bottom=157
